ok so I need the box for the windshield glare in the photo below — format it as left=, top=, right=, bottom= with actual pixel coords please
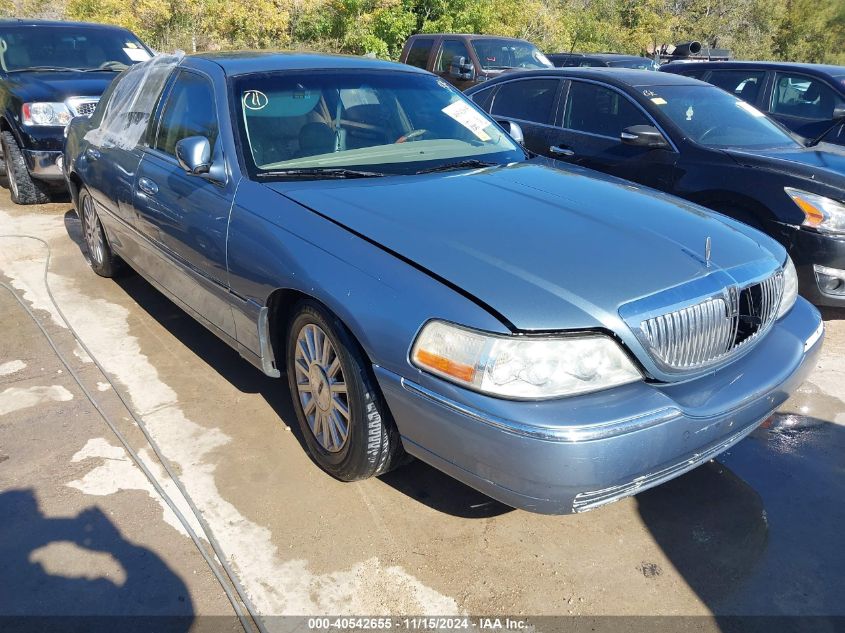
left=652, top=85, right=801, bottom=149
left=0, top=27, right=150, bottom=72
left=471, top=39, right=552, bottom=70
left=234, top=71, right=524, bottom=177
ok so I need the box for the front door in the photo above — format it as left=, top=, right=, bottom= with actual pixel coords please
left=133, top=68, right=236, bottom=337
left=768, top=71, right=845, bottom=145
left=488, top=77, right=563, bottom=155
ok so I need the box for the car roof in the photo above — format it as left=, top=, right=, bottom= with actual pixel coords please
left=407, top=33, right=529, bottom=42
left=663, top=60, right=845, bottom=79
left=466, top=67, right=706, bottom=90
left=189, top=51, right=429, bottom=76
left=550, top=53, right=646, bottom=61
left=0, top=18, right=133, bottom=32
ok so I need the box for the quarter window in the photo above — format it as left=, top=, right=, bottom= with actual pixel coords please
left=406, top=38, right=434, bottom=69
left=436, top=40, right=471, bottom=73
left=770, top=73, right=844, bottom=120
left=154, top=71, right=219, bottom=156
left=491, top=79, right=559, bottom=125
left=564, top=81, right=649, bottom=138
left=708, top=70, right=766, bottom=103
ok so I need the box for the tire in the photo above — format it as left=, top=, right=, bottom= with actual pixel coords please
left=78, top=186, right=123, bottom=277
left=0, top=131, right=50, bottom=204
left=286, top=301, right=403, bottom=481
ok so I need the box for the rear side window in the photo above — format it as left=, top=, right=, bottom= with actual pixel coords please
left=708, top=70, right=766, bottom=103
left=675, top=66, right=708, bottom=80
left=154, top=71, right=219, bottom=156
left=491, top=79, right=559, bottom=125
left=771, top=72, right=844, bottom=120
left=470, top=86, right=496, bottom=111
left=405, top=38, right=434, bottom=69
left=436, top=40, right=470, bottom=73
left=564, top=81, right=649, bottom=137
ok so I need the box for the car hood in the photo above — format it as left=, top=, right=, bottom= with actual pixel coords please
left=267, top=162, right=783, bottom=332
left=725, top=143, right=845, bottom=188
left=4, top=70, right=118, bottom=102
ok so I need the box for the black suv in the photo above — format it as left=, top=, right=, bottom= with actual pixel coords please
left=0, top=19, right=151, bottom=204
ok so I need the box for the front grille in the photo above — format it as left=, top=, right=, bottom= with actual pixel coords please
left=66, top=98, right=100, bottom=117
left=639, top=271, right=783, bottom=371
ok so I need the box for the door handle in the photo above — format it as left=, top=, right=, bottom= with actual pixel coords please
left=86, top=147, right=101, bottom=161
left=138, top=177, right=158, bottom=196
left=549, top=145, right=575, bottom=157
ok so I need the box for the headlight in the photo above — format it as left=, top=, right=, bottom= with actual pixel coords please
left=22, top=102, right=73, bottom=127
left=778, top=256, right=798, bottom=319
left=785, top=187, right=845, bottom=234
left=411, top=320, right=641, bottom=399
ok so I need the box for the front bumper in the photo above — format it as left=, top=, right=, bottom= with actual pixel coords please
left=23, top=149, right=64, bottom=181
left=784, top=225, right=845, bottom=307
left=375, top=298, right=824, bottom=514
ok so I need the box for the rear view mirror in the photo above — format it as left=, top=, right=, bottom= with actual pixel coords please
left=495, top=118, right=525, bottom=145
left=620, top=125, right=670, bottom=149
left=449, top=56, right=476, bottom=81
left=175, top=136, right=212, bottom=175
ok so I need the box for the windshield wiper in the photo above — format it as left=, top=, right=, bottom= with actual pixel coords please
left=256, top=167, right=386, bottom=179
left=8, top=66, right=87, bottom=73
left=416, top=159, right=500, bottom=174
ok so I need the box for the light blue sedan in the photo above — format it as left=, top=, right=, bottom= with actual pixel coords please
left=64, top=52, right=824, bottom=513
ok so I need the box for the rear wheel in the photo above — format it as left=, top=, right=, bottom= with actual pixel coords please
left=0, top=131, right=50, bottom=204
left=79, top=187, right=123, bottom=277
left=286, top=301, right=403, bottom=481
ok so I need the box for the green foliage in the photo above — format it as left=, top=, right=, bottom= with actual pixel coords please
left=16, top=0, right=845, bottom=63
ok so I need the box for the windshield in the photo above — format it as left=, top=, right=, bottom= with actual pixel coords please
left=608, top=59, right=659, bottom=71
left=648, top=85, right=802, bottom=149
left=471, top=39, right=552, bottom=70
left=233, top=71, right=525, bottom=178
left=0, top=26, right=150, bottom=73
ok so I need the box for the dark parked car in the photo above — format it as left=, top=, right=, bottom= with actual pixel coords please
left=661, top=61, right=845, bottom=146
left=548, top=52, right=660, bottom=71
left=399, top=33, right=552, bottom=90
left=0, top=19, right=151, bottom=204
left=65, top=52, right=822, bottom=514
left=466, top=68, right=845, bottom=307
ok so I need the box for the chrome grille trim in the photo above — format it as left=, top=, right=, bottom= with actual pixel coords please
left=66, top=96, right=100, bottom=118
left=638, top=270, right=783, bottom=372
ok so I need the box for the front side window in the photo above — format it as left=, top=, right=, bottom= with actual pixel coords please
left=436, top=40, right=471, bottom=73
left=564, top=81, right=649, bottom=137
left=155, top=71, right=219, bottom=156
left=650, top=84, right=801, bottom=149
left=708, top=70, right=766, bottom=103
left=491, top=79, right=559, bottom=125
left=0, top=26, right=149, bottom=72
left=771, top=73, right=843, bottom=120
left=233, top=70, right=524, bottom=178
left=405, top=39, right=434, bottom=69
left=471, top=39, right=552, bottom=70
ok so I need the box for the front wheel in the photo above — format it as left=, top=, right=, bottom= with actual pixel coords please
left=78, top=187, right=123, bottom=277
left=0, top=131, right=50, bottom=204
left=286, top=301, right=403, bottom=481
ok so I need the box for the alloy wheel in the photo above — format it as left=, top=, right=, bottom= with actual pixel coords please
left=82, top=195, right=104, bottom=266
left=294, top=323, right=350, bottom=453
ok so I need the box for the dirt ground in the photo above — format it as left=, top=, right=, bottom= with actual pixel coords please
left=1, top=192, right=843, bottom=631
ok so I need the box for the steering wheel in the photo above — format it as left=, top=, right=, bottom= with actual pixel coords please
left=395, top=129, right=429, bottom=143
left=698, top=125, right=721, bottom=142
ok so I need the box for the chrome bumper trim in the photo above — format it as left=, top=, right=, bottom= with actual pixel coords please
left=23, top=150, right=63, bottom=178
left=399, top=377, right=682, bottom=442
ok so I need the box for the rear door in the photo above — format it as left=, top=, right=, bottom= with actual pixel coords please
left=487, top=77, right=563, bottom=155
left=768, top=71, right=845, bottom=144
left=552, top=79, right=678, bottom=190
left=132, top=67, right=237, bottom=336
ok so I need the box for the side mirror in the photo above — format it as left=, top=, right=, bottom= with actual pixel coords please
left=833, top=104, right=845, bottom=121
left=175, top=136, right=212, bottom=175
left=620, top=125, right=669, bottom=149
left=495, top=118, right=525, bottom=145
left=449, top=56, right=476, bottom=81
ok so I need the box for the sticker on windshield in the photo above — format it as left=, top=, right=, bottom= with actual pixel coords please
left=685, top=105, right=694, bottom=121
left=124, top=47, right=152, bottom=62
left=650, top=97, right=667, bottom=105
left=441, top=100, right=491, bottom=141
left=736, top=100, right=765, bottom=117
left=243, top=90, right=269, bottom=111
